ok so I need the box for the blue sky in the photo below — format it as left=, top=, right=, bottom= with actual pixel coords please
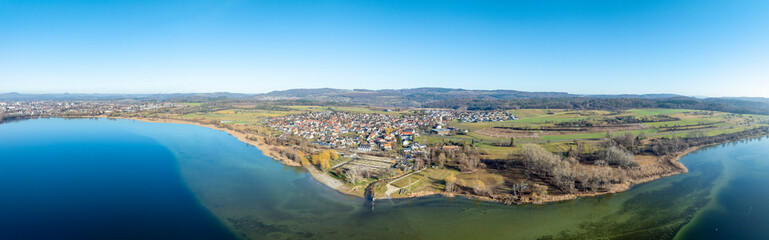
left=1, top=0, right=768, bottom=97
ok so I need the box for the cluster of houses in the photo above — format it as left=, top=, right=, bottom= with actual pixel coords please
left=265, top=109, right=517, bottom=153
left=0, top=101, right=183, bottom=118
left=455, top=111, right=517, bottom=123
left=266, top=111, right=441, bottom=152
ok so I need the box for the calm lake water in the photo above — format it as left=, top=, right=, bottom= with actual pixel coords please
left=1, top=118, right=768, bottom=239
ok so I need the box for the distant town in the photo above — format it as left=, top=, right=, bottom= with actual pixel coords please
left=0, top=100, right=182, bottom=121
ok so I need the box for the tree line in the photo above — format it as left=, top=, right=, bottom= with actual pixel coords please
left=422, top=97, right=769, bottom=115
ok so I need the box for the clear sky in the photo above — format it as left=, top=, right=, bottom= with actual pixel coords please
left=1, top=0, right=768, bottom=97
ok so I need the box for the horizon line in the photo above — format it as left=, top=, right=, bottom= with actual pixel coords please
left=0, top=88, right=750, bottom=99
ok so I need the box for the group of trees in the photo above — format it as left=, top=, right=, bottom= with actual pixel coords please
left=510, top=126, right=769, bottom=195
left=340, top=166, right=399, bottom=185
left=262, top=135, right=347, bottom=170
left=281, top=147, right=339, bottom=170
left=601, top=131, right=642, bottom=153
left=423, top=96, right=769, bottom=115
left=517, top=144, right=629, bottom=193
left=0, top=113, right=31, bottom=123
left=443, top=173, right=493, bottom=197
left=683, top=126, right=769, bottom=147
left=309, top=149, right=339, bottom=170
left=572, top=165, right=626, bottom=192
left=555, top=119, right=594, bottom=128
left=263, top=135, right=309, bottom=150
left=647, top=137, right=689, bottom=156
left=602, top=147, right=639, bottom=168
left=602, top=115, right=679, bottom=125
left=505, top=181, right=548, bottom=204
left=255, top=135, right=316, bottom=165
left=427, top=144, right=482, bottom=172
left=472, top=180, right=492, bottom=196
left=519, top=144, right=576, bottom=192
left=344, top=165, right=374, bottom=184
left=648, top=127, right=769, bottom=157
left=271, top=147, right=307, bottom=165
left=444, top=174, right=457, bottom=192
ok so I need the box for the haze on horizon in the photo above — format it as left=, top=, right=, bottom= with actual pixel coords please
left=1, top=0, right=768, bottom=97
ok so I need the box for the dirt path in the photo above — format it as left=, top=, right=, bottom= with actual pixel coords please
left=384, top=169, right=425, bottom=198
left=384, top=184, right=399, bottom=198
left=330, top=158, right=354, bottom=169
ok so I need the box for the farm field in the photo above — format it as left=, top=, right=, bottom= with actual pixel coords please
left=440, top=109, right=769, bottom=159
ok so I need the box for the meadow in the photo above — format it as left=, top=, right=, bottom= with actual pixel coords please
left=443, top=109, right=769, bottom=159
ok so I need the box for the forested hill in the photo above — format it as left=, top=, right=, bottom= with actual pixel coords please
left=255, top=88, right=769, bottom=115
left=0, top=92, right=253, bottom=101
left=423, top=97, right=769, bottom=115
left=4, top=88, right=769, bottom=115
left=256, top=88, right=687, bottom=104
left=256, top=88, right=575, bottom=104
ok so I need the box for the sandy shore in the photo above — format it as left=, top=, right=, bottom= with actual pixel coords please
left=304, top=166, right=361, bottom=197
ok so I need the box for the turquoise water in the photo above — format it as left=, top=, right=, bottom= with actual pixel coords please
left=1, top=118, right=768, bottom=239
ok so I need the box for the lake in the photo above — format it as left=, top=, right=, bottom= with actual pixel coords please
left=1, top=118, right=768, bottom=239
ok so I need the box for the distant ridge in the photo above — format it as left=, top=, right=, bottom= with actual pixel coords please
left=588, top=93, right=684, bottom=99
left=251, top=88, right=769, bottom=114
left=723, top=97, right=769, bottom=104
left=0, top=88, right=761, bottom=104
left=256, top=88, right=575, bottom=106
left=257, top=88, right=686, bottom=101
left=3, top=88, right=769, bottom=115
left=0, top=92, right=253, bottom=101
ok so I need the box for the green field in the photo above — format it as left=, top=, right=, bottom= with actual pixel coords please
left=181, top=102, right=203, bottom=107
left=624, top=108, right=691, bottom=116
left=435, top=108, right=769, bottom=159
left=172, top=108, right=300, bottom=124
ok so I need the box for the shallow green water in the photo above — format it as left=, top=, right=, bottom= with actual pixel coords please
left=2, top=118, right=768, bottom=239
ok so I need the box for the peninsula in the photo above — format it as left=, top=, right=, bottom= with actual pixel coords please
left=4, top=89, right=769, bottom=204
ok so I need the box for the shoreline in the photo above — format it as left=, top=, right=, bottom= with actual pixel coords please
left=62, top=116, right=743, bottom=205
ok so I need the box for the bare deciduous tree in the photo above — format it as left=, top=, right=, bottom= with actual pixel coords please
left=603, top=146, right=639, bottom=168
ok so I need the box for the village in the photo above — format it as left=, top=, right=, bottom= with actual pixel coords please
left=266, top=110, right=516, bottom=151
left=264, top=110, right=517, bottom=176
